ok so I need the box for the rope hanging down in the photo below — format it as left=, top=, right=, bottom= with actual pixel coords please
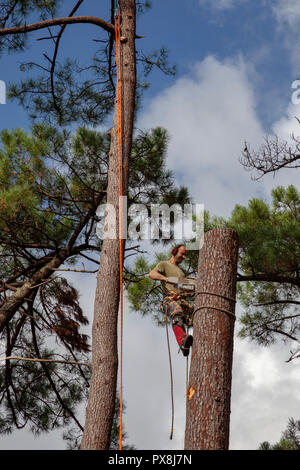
left=165, top=317, right=174, bottom=440
left=115, top=7, right=124, bottom=451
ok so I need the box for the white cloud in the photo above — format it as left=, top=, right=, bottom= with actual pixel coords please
left=139, top=55, right=265, bottom=217
left=272, top=98, right=300, bottom=141
left=230, top=336, right=300, bottom=449
left=273, top=0, right=300, bottom=29
left=134, top=55, right=300, bottom=450
left=272, top=0, right=300, bottom=73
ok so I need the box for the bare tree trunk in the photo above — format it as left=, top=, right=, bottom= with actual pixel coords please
left=81, top=0, right=136, bottom=450
left=184, top=228, right=239, bottom=450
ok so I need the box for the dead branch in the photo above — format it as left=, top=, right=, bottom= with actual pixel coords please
left=241, top=133, right=300, bottom=179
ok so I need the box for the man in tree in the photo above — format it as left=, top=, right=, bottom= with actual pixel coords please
left=148, top=244, right=194, bottom=356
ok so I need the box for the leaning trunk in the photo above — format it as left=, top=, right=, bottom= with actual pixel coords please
left=184, top=228, right=239, bottom=450
left=81, top=0, right=136, bottom=450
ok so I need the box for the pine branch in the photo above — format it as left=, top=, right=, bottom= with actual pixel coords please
left=0, top=16, right=115, bottom=38
left=30, top=318, right=84, bottom=431
left=51, top=268, right=98, bottom=273
left=0, top=356, right=90, bottom=367
left=49, top=0, right=85, bottom=120
left=254, top=300, right=300, bottom=307
left=237, top=273, right=300, bottom=288
left=0, top=193, right=104, bottom=332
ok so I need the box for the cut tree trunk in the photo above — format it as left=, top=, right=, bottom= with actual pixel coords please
left=81, top=0, right=136, bottom=450
left=184, top=228, right=239, bottom=450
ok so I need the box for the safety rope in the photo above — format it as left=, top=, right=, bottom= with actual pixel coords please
left=192, top=290, right=237, bottom=323
left=185, top=324, right=190, bottom=399
left=114, top=0, right=120, bottom=17
left=196, top=290, right=237, bottom=304
left=114, top=3, right=124, bottom=451
left=165, top=316, right=174, bottom=440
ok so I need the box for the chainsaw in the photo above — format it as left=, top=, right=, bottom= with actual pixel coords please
left=167, top=277, right=197, bottom=293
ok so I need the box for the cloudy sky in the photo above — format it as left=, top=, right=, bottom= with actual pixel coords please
left=1, top=0, right=300, bottom=451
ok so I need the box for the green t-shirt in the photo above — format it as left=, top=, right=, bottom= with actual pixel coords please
left=154, top=260, right=186, bottom=295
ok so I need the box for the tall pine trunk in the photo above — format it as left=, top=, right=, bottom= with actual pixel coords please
left=81, top=0, right=136, bottom=450
left=184, top=228, right=239, bottom=450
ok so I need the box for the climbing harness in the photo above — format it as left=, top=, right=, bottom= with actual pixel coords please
left=114, top=1, right=124, bottom=451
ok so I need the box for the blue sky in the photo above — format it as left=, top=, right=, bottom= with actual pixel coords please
left=1, top=0, right=300, bottom=451
left=1, top=0, right=299, bottom=211
left=0, top=0, right=298, bottom=131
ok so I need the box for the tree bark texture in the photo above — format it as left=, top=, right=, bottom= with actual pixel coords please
left=184, top=228, right=239, bottom=450
left=81, top=0, right=136, bottom=450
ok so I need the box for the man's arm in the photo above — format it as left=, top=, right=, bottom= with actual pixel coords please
left=148, top=269, right=168, bottom=282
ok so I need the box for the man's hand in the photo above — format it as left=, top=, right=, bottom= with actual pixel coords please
left=167, top=277, right=196, bottom=292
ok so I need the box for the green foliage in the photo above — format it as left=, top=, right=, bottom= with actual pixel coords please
left=259, top=418, right=300, bottom=450
left=129, top=127, right=190, bottom=207
left=126, top=247, right=196, bottom=326
left=237, top=281, right=300, bottom=345
left=9, top=58, right=115, bottom=126
left=228, top=185, right=300, bottom=346
left=0, top=0, right=62, bottom=53
left=139, top=47, right=177, bottom=78
left=125, top=206, right=227, bottom=322
left=0, top=0, right=177, bottom=127
left=0, top=124, right=105, bottom=279
left=228, top=186, right=300, bottom=276
left=0, top=124, right=107, bottom=445
left=126, top=185, right=300, bottom=356
left=0, top=121, right=190, bottom=445
left=0, top=316, right=90, bottom=438
left=126, top=254, right=166, bottom=326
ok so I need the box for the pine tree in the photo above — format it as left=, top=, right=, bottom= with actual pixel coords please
left=259, top=418, right=300, bottom=450
left=228, top=185, right=300, bottom=358
left=0, top=124, right=188, bottom=446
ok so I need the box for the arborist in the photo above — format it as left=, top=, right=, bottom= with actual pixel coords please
left=148, top=244, right=195, bottom=357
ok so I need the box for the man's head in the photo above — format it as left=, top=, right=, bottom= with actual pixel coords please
left=171, top=244, right=187, bottom=265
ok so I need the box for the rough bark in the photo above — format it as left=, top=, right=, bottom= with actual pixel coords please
left=81, top=0, right=136, bottom=450
left=184, top=228, right=239, bottom=450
